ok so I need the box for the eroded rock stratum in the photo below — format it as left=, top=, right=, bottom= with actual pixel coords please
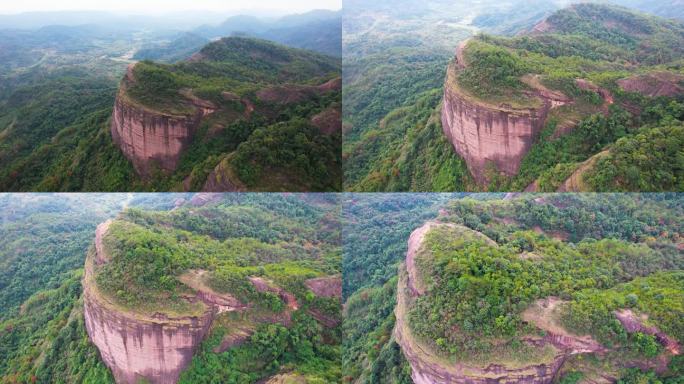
left=110, top=64, right=216, bottom=177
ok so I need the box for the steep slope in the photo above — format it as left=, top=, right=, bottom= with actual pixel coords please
left=110, top=37, right=341, bottom=190
left=393, top=196, right=684, bottom=383
left=83, top=221, right=215, bottom=384
left=83, top=195, right=342, bottom=383
left=439, top=3, right=684, bottom=188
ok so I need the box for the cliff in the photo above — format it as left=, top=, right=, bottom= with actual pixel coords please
left=440, top=50, right=569, bottom=184
left=83, top=222, right=216, bottom=384
left=394, top=222, right=600, bottom=384
left=110, top=64, right=216, bottom=177
left=83, top=222, right=251, bottom=384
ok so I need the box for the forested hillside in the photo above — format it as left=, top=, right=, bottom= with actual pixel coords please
left=342, top=194, right=684, bottom=383
left=344, top=3, right=684, bottom=192
left=0, top=16, right=341, bottom=192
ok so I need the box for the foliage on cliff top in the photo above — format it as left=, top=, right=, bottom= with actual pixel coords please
left=95, top=194, right=341, bottom=316
left=127, top=37, right=340, bottom=114
left=406, top=194, right=683, bottom=368
left=459, top=3, right=684, bottom=102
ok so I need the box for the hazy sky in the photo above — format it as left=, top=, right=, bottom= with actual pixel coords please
left=0, top=0, right=341, bottom=15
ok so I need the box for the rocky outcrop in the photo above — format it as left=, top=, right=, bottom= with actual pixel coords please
left=617, top=72, right=684, bottom=98
left=305, top=276, right=342, bottom=298
left=441, top=55, right=570, bottom=183
left=201, top=156, right=246, bottom=192
left=521, top=297, right=604, bottom=354
left=110, top=64, right=216, bottom=177
left=187, top=192, right=224, bottom=207
left=94, top=220, right=113, bottom=265
left=395, top=222, right=595, bottom=384
left=256, top=77, right=341, bottom=104
left=615, top=309, right=681, bottom=355
left=83, top=225, right=216, bottom=384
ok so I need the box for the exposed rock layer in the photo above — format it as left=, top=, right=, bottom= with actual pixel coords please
left=83, top=224, right=216, bottom=384
left=617, top=72, right=684, bottom=98
left=110, top=64, right=215, bottom=177
left=441, top=59, right=567, bottom=183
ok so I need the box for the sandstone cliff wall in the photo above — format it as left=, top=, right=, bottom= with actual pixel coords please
left=84, top=223, right=215, bottom=384
left=441, top=49, right=569, bottom=184
left=110, top=64, right=215, bottom=177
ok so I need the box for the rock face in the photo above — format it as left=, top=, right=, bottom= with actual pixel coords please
left=256, top=77, right=341, bottom=104
left=83, top=224, right=216, bottom=384
left=441, top=55, right=569, bottom=183
left=304, top=276, right=342, bottom=298
left=617, top=72, right=684, bottom=98
left=394, top=222, right=597, bottom=384
left=110, top=64, right=216, bottom=177
left=615, top=309, right=681, bottom=355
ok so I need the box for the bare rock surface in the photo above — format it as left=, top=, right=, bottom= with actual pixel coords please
left=94, top=220, right=113, bottom=265
left=522, top=298, right=604, bottom=354
left=110, top=63, right=216, bottom=177
left=617, top=72, right=684, bottom=98
left=305, top=276, right=342, bottom=298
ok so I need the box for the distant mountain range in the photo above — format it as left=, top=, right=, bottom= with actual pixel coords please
left=134, top=10, right=341, bottom=64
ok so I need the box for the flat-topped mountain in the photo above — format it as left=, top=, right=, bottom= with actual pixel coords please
left=439, top=3, right=684, bottom=191
left=82, top=195, right=342, bottom=383
left=394, top=195, right=684, bottom=383
left=110, top=36, right=341, bottom=191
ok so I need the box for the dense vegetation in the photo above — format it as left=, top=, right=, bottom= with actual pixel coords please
left=180, top=311, right=340, bottom=383
left=0, top=194, right=128, bottom=319
left=0, top=272, right=115, bottom=384
left=342, top=193, right=684, bottom=383
left=405, top=194, right=683, bottom=377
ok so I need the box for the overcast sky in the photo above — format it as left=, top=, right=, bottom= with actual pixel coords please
left=0, top=0, right=341, bottom=15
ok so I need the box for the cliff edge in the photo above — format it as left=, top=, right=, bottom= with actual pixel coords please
left=110, top=64, right=216, bottom=177
left=394, top=222, right=601, bottom=384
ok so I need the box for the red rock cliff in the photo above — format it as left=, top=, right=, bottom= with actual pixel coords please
left=110, top=64, right=215, bottom=177
left=441, top=44, right=568, bottom=184
left=83, top=222, right=218, bottom=384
